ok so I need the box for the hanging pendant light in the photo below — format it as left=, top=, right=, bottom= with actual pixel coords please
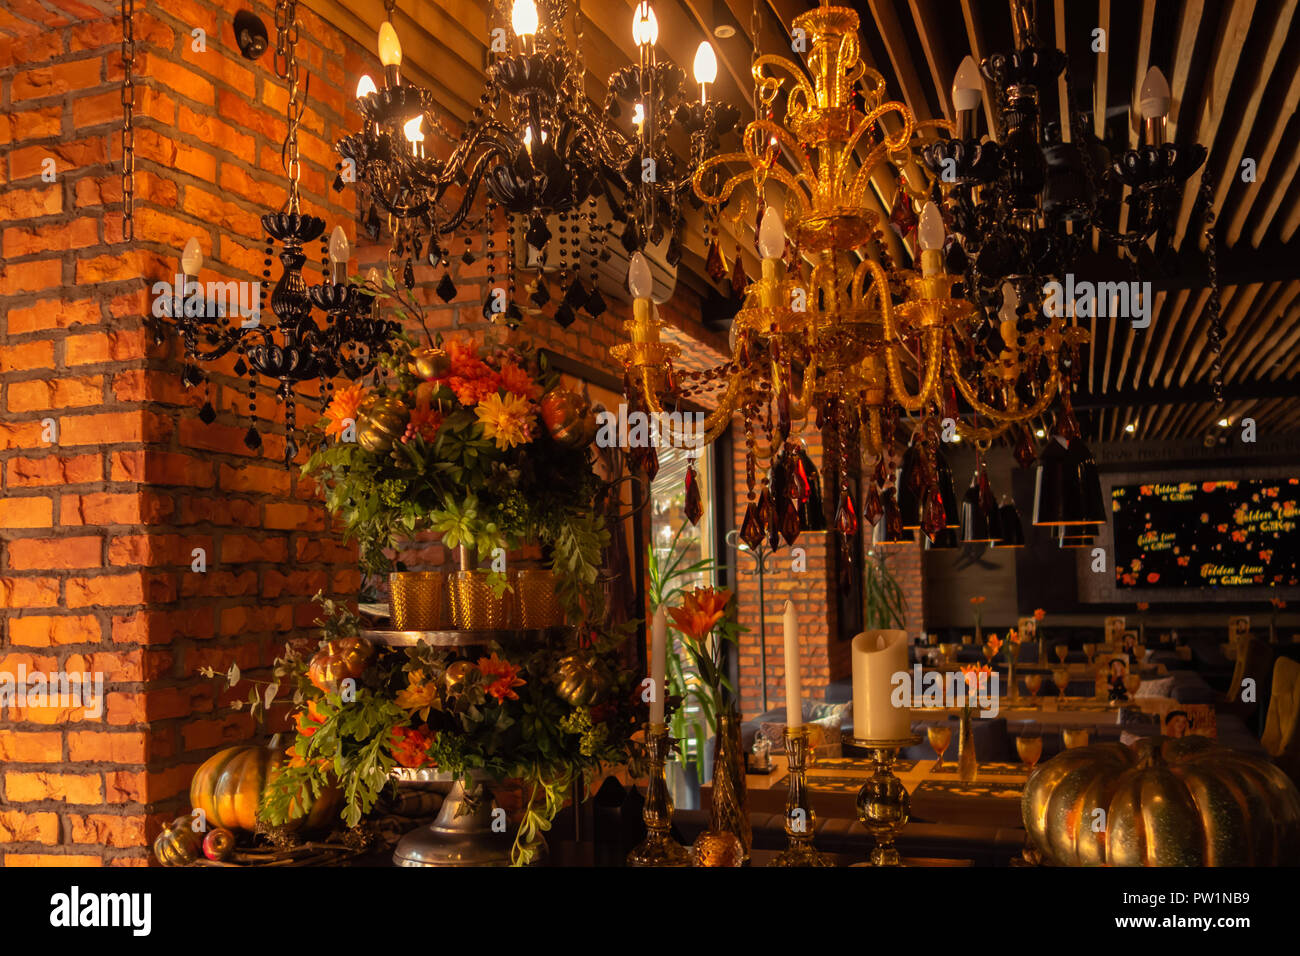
left=1032, top=434, right=1106, bottom=526
left=960, top=477, right=995, bottom=543
left=995, top=499, right=1025, bottom=547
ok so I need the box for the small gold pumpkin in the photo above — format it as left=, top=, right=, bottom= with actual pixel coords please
left=553, top=654, right=609, bottom=707
left=409, top=346, right=451, bottom=380
left=307, top=637, right=374, bottom=693
left=539, top=387, right=598, bottom=449
left=357, top=396, right=409, bottom=453
left=443, top=660, right=476, bottom=694
left=153, top=815, right=202, bottom=867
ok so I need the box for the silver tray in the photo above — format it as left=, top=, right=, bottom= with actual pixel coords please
left=361, top=626, right=573, bottom=648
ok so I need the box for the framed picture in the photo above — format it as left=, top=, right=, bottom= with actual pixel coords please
left=1228, top=615, right=1251, bottom=639
left=1017, top=617, right=1037, bottom=641
left=1166, top=705, right=1217, bottom=739
left=1104, top=616, right=1127, bottom=643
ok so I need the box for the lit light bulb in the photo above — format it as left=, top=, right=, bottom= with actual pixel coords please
left=1124, top=422, right=1136, bottom=434
left=631, top=102, right=645, bottom=129
left=1137, top=66, right=1171, bottom=119
left=181, top=237, right=203, bottom=276
left=328, top=226, right=350, bottom=283
left=366, top=267, right=381, bottom=288
left=512, top=0, right=539, bottom=37
left=632, top=2, right=658, bottom=47
left=952, top=55, right=983, bottom=112
left=1217, top=416, right=1232, bottom=428
left=757, top=206, right=785, bottom=260
left=999, top=282, right=1020, bottom=324
left=918, top=201, right=945, bottom=252
left=694, top=40, right=718, bottom=91
left=628, top=252, right=652, bottom=299
left=355, top=74, right=377, bottom=99
left=1034, top=428, right=1046, bottom=438
left=403, top=115, right=424, bottom=157
left=377, top=21, right=402, bottom=67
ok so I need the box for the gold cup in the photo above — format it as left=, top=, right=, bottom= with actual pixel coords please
left=513, top=569, right=564, bottom=629
left=448, top=571, right=511, bottom=630
left=389, top=571, right=444, bottom=630
left=1062, top=728, right=1090, bottom=749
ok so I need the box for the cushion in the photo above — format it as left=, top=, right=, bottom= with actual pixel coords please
left=1134, top=676, right=1176, bottom=699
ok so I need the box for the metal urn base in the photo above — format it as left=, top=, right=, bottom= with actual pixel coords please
left=393, top=777, right=544, bottom=867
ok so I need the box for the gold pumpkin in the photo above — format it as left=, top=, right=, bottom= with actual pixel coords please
left=553, top=654, right=609, bottom=707
left=1022, top=735, right=1300, bottom=866
left=539, top=387, right=597, bottom=449
left=357, top=396, right=409, bottom=453
left=153, top=815, right=202, bottom=867
left=307, top=637, right=374, bottom=692
left=409, top=346, right=451, bottom=381
left=190, top=737, right=342, bottom=834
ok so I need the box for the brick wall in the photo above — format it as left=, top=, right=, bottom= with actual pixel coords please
left=0, top=0, right=734, bottom=865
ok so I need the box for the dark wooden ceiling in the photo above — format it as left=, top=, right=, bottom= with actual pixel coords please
left=281, top=1, right=1300, bottom=439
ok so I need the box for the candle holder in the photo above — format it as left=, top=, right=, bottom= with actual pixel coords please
left=627, top=723, right=691, bottom=867
left=769, top=725, right=833, bottom=867
left=849, top=734, right=921, bottom=867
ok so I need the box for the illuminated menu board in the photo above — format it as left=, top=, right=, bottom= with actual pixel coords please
left=1111, top=478, right=1300, bottom=588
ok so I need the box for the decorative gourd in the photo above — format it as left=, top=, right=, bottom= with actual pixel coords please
left=539, top=387, right=597, bottom=449
left=153, top=815, right=202, bottom=867
left=189, top=736, right=342, bottom=834
left=357, top=396, right=409, bottom=453
left=409, top=346, right=451, bottom=381
left=202, top=826, right=236, bottom=862
left=307, top=637, right=374, bottom=692
left=443, top=660, right=476, bottom=694
left=553, top=654, right=609, bottom=707
left=1022, top=735, right=1300, bottom=866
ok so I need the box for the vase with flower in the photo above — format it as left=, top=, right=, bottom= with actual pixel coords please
left=1002, top=629, right=1021, bottom=700
left=1270, top=598, right=1286, bottom=644
left=957, top=664, right=991, bottom=783
left=970, top=596, right=987, bottom=646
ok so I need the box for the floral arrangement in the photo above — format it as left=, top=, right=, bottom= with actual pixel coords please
left=304, top=279, right=604, bottom=616
left=667, top=586, right=740, bottom=731
left=970, top=595, right=987, bottom=639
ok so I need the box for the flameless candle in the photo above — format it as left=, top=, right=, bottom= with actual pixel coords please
left=783, top=600, right=802, bottom=727
left=851, top=629, right=910, bottom=740
left=650, top=605, right=667, bottom=724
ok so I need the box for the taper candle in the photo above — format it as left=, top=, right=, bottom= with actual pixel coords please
left=783, top=600, right=802, bottom=727
left=650, top=605, right=667, bottom=724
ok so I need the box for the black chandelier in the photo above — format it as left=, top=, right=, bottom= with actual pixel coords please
left=159, top=0, right=396, bottom=464
left=337, top=0, right=735, bottom=326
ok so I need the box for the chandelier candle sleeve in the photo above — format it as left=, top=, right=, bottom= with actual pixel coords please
left=328, top=226, right=349, bottom=285
left=651, top=605, right=667, bottom=725
left=758, top=207, right=785, bottom=308
left=917, top=201, right=944, bottom=277
left=852, top=630, right=911, bottom=740
left=783, top=600, right=802, bottom=728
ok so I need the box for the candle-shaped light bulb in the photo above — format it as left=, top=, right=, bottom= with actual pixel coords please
left=650, top=605, right=667, bottom=724
left=403, top=115, right=424, bottom=156
left=355, top=74, right=377, bottom=100
left=377, top=21, right=402, bottom=67
left=952, top=55, right=982, bottom=139
left=918, top=201, right=945, bottom=252
left=631, top=102, right=645, bottom=130
left=694, top=40, right=717, bottom=102
left=181, top=236, right=203, bottom=276
left=328, top=226, right=349, bottom=284
left=1137, top=66, right=1171, bottom=119
left=632, top=2, right=658, bottom=47
left=511, top=0, right=539, bottom=37
left=757, top=206, right=785, bottom=260
left=628, top=251, right=652, bottom=299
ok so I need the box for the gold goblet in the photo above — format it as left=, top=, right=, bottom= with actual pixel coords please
left=982, top=644, right=997, bottom=663
left=939, top=643, right=957, bottom=666
left=1082, top=642, right=1097, bottom=665
left=1052, top=667, right=1070, bottom=700
left=1062, top=728, right=1090, bottom=749
left=1023, top=673, right=1043, bottom=697
left=1015, top=732, right=1043, bottom=770
left=927, top=725, right=952, bottom=771
left=1054, top=644, right=1068, bottom=664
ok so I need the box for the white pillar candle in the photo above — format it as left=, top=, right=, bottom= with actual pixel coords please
left=783, top=600, right=802, bottom=728
left=851, top=629, right=911, bottom=741
left=650, top=605, right=667, bottom=725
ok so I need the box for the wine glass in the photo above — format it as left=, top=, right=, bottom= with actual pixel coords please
left=939, top=643, right=957, bottom=666
left=1052, top=667, right=1070, bottom=700
left=1054, top=644, right=1068, bottom=664
left=1023, top=673, right=1043, bottom=698
left=1015, top=730, right=1043, bottom=770
left=927, top=724, right=953, bottom=771
left=982, top=644, right=997, bottom=663
left=1082, top=642, right=1096, bottom=665
left=1062, top=728, right=1090, bottom=749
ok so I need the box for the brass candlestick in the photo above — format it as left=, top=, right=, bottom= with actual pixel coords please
left=850, top=734, right=921, bottom=867
left=769, top=725, right=832, bottom=867
left=627, top=723, right=691, bottom=867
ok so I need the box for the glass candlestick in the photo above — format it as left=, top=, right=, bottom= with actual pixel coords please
left=769, top=725, right=832, bottom=866
left=627, top=723, right=691, bottom=867
left=851, top=734, right=921, bottom=867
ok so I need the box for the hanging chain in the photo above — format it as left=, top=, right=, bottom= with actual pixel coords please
left=120, top=0, right=136, bottom=242
left=274, top=0, right=306, bottom=212
left=1199, top=173, right=1224, bottom=405
left=751, top=0, right=762, bottom=118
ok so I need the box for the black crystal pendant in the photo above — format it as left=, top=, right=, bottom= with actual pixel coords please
left=364, top=205, right=381, bottom=241
left=233, top=357, right=247, bottom=377
left=243, top=426, right=262, bottom=451
left=620, top=220, right=640, bottom=254
left=284, top=438, right=298, bottom=462
left=526, top=216, right=552, bottom=249
left=584, top=288, right=607, bottom=317
left=435, top=272, right=457, bottom=303
left=403, top=259, right=416, bottom=290
left=181, top=364, right=202, bottom=388
left=505, top=303, right=524, bottom=327
left=554, top=304, right=576, bottom=328
left=684, top=463, right=703, bottom=526
left=461, top=249, right=477, bottom=266
left=563, top=278, right=588, bottom=310
left=198, top=401, right=216, bottom=425
left=529, top=280, right=551, bottom=309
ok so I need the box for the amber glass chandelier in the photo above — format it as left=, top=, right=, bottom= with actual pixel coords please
left=612, top=2, right=1083, bottom=554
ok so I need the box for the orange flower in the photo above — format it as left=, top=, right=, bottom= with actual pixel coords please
left=1006, top=628, right=1021, bottom=645
left=403, top=401, right=443, bottom=444
left=1033, top=608, right=1045, bottom=621
left=986, top=634, right=1003, bottom=656
left=323, top=384, right=369, bottom=441
left=960, top=663, right=993, bottom=696
left=448, top=372, right=502, bottom=407
left=389, top=726, right=437, bottom=769
left=970, top=596, right=987, bottom=606
left=496, top=360, right=542, bottom=401
left=667, top=587, right=732, bottom=643
left=1136, top=602, right=1149, bottom=612
left=395, top=671, right=442, bottom=721
left=293, top=699, right=327, bottom=738
left=477, top=653, right=526, bottom=702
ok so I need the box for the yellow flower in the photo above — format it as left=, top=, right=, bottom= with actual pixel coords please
left=395, top=671, right=442, bottom=721
left=475, top=391, right=535, bottom=450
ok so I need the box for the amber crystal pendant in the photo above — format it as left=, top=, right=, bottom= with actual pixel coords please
left=705, top=238, right=727, bottom=282
left=835, top=490, right=858, bottom=536
left=730, top=254, right=747, bottom=297
left=921, top=485, right=947, bottom=539
left=757, top=487, right=779, bottom=550
left=865, top=483, right=884, bottom=527
left=780, top=500, right=802, bottom=546
left=1014, top=427, right=1037, bottom=469
left=740, top=501, right=764, bottom=550
left=684, top=461, right=704, bottom=526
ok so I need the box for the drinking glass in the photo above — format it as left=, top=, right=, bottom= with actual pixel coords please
left=1062, top=728, right=1090, bottom=749
left=1082, top=642, right=1097, bottom=664
left=1015, top=732, right=1043, bottom=770
left=1054, top=644, right=1068, bottom=664
left=939, top=643, right=957, bottom=666
left=927, top=725, right=953, bottom=771
left=1052, top=667, right=1070, bottom=700
left=1023, top=673, right=1043, bottom=697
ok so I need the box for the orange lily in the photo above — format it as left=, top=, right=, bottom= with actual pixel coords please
left=667, top=587, right=731, bottom=644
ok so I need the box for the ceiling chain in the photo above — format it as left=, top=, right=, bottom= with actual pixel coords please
left=120, top=0, right=135, bottom=242
left=273, top=0, right=307, bottom=212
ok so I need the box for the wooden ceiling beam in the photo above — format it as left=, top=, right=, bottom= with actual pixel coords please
left=1228, top=62, right=1300, bottom=246
left=1139, top=287, right=1190, bottom=388
left=1189, top=281, right=1263, bottom=383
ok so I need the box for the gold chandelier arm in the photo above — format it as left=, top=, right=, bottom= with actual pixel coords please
left=637, top=367, right=744, bottom=448
left=847, top=101, right=916, bottom=198
left=865, top=406, right=885, bottom=458
left=753, top=54, right=816, bottom=115
left=956, top=420, right=1016, bottom=443
left=944, top=333, right=1063, bottom=423
left=862, top=258, right=942, bottom=412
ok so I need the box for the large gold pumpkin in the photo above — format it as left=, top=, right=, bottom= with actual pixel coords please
left=553, top=654, right=609, bottom=707
left=357, top=396, right=409, bottom=453
left=190, top=737, right=342, bottom=833
left=1022, top=735, right=1300, bottom=866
